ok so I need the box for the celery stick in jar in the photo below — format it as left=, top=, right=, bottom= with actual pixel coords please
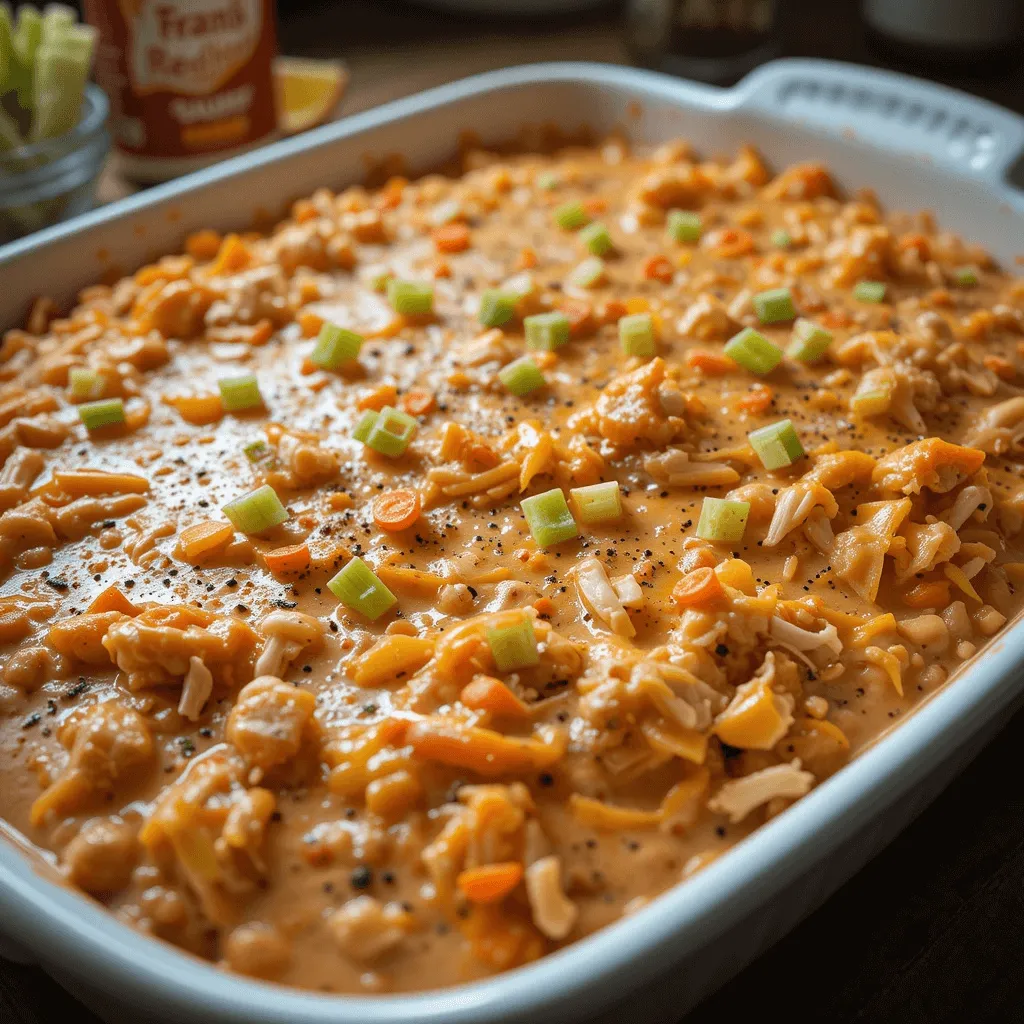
left=30, top=24, right=96, bottom=141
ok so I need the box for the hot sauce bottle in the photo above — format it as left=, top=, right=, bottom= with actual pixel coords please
left=82, top=0, right=279, bottom=182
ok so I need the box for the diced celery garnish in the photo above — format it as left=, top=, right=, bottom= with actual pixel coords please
left=667, top=210, right=702, bottom=244
left=68, top=367, right=103, bottom=401
left=851, top=381, right=892, bottom=417
left=498, top=355, right=546, bottom=397
left=770, top=229, right=793, bottom=248
left=352, top=410, right=379, bottom=443
left=521, top=488, right=578, bottom=547
left=78, top=398, right=124, bottom=431
left=752, top=287, right=796, bottom=324
left=387, top=279, right=434, bottom=316
left=486, top=614, right=539, bottom=672
left=328, top=556, right=397, bottom=621
left=568, top=257, right=606, bottom=289
left=748, top=419, right=805, bottom=471
left=222, top=484, right=289, bottom=535
left=524, top=311, right=571, bottom=351
left=579, top=221, right=613, bottom=257
left=696, top=497, right=750, bottom=543
left=478, top=289, right=517, bottom=328
left=554, top=201, right=590, bottom=231
left=853, top=280, right=886, bottom=303
left=787, top=318, right=833, bottom=363
left=312, top=323, right=363, bottom=369
left=619, top=313, right=656, bottom=358
left=218, top=374, right=263, bottom=412
left=364, top=406, right=418, bottom=457
left=953, top=266, right=979, bottom=287
left=570, top=481, right=622, bottom=524
left=724, top=327, right=782, bottom=376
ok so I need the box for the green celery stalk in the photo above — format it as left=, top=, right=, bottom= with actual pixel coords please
left=41, top=4, right=77, bottom=42
left=0, top=4, right=14, bottom=96
left=12, top=5, right=42, bottom=110
left=30, top=26, right=95, bottom=141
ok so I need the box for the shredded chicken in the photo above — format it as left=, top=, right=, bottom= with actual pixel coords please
left=178, top=656, right=214, bottom=722
left=525, top=855, right=578, bottom=940
left=707, top=761, right=815, bottom=822
left=644, top=447, right=740, bottom=488
left=253, top=610, right=325, bottom=678
left=764, top=481, right=838, bottom=548
left=572, top=557, right=636, bottom=638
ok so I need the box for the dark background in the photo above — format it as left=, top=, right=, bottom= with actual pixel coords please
left=3, top=2, right=1024, bottom=1022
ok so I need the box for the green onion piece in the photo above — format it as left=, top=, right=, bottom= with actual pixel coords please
left=68, top=367, right=104, bottom=401
left=222, top=484, right=289, bottom=535
left=850, top=380, right=892, bottom=417
left=478, top=289, right=517, bottom=328
left=554, top=201, right=590, bottom=231
left=486, top=614, right=539, bottom=672
left=312, top=323, right=363, bottom=369
left=524, top=311, right=571, bottom=351
left=667, top=210, right=702, bottom=244
left=853, top=280, right=886, bottom=303
left=364, top=406, right=418, bottom=457
left=78, top=398, right=125, bottom=431
left=724, top=327, right=782, bottom=376
left=243, top=439, right=272, bottom=463
left=696, top=497, right=750, bottom=543
left=752, top=287, right=796, bottom=324
left=498, top=355, right=546, bottom=397
left=387, top=279, right=434, bottom=316
left=619, top=313, right=656, bottom=358
left=327, top=556, right=397, bottom=621
left=953, top=266, right=979, bottom=287
left=787, top=318, right=834, bottom=363
left=218, top=375, right=263, bottom=413
left=568, top=257, right=606, bottom=289
left=771, top=229, right=793, bottom=248
left=748, top=419, right=805, bottom=471
left=579, top=222, right=613, bottom=257
left=536, top=172, right=560, bottom=191
left=570, top=481, right=622, bottom=524
left=353, top=410, right=379, bottom=443
left=521, top=488, right=578, bottom=547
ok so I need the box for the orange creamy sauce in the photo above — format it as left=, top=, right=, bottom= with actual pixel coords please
left=1, top=137, right=1023, bottom=993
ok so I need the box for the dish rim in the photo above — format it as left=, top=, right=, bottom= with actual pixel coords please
left=1, top=59, right=1024, bottom=1023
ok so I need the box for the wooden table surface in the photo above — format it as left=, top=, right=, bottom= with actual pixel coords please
left=6, top=2, right=1024, bottom=1022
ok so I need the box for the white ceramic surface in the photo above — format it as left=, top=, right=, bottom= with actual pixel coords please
left=1, top=59, right=1022, bottom=1024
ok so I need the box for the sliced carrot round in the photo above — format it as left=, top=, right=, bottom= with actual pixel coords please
left=402, top=388, right=436, bottom=416
left=372, top=488, right=421, bottom=532
left=263, top=541, right=311, bottom=576
left=672, top=566, right=725, bottom=609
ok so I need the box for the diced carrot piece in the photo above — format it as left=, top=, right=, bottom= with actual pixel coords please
left=402, top=388, right=436, bottom=416
left=163, top=394, right=224, bottom=425
left=515, top=247, right=538, bottom=271
left=185, top=229, right=222, bottom=262
left=297, top=310, right=325, bottom=338
left=457, top=862, right=524, bottom=904
left=208, top=234, right=252, bottom=275
left=597, top=299, right=628, bottom=324
left=460, top=677, right=531, bottom=719
left=672, top=567, right=725, bottom=608
left=263, top=541, right=311, bottom=576
left=372, top=489, right=422, bottom=532
left=87, top=586, right=141, bottom=617
left=897, top=233, right=931, bottom=260
left=625, top=297, right=651, bottom=314
left=685, top=349, right=737, bottom=375
left=679, top=546, right=718, bottom=573
left=179, top=521, right=235, bottom=562
left=406, top=719, right=562, bottom=776
left=247, top=319, right=274, bottom=347
left=432, top=258, right=453, bottom=279
left=583, top=197, right=607, bottom=215
left=434, top=223, right=471, bottom=253
left=357, top=384, right=399, bottom=412
left=737, top=384, right=774, bottom=414
left=644, top=255, right=674, bottom=283
left=561, top=299, right=594, bottom=337
left=375, top=178, right=406, bottom=211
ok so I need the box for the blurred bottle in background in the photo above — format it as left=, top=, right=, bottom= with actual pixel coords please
left=863, top=0, right=1024, bottom=73
left=627, top=0, right=779, bottom=84
left=83, top=0, right=279, bottom=183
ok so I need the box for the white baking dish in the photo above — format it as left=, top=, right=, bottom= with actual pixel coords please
left=1, top=59, right=1023, bottom=1024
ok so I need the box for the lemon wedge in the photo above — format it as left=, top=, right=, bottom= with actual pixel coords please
left=274, top=56, right=348, bottom=135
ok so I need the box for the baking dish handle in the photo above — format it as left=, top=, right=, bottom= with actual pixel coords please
left=734, top=58, right=1024, bottom=198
